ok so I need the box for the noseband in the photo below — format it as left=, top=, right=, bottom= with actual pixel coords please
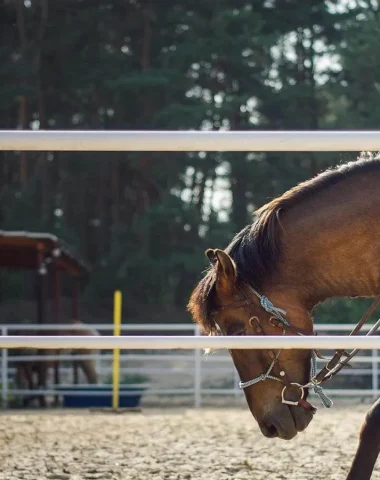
left=212, top=286, right=380, bottom=414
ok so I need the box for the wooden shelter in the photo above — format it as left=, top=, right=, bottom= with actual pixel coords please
left=0, top=230, right=90, bottom=323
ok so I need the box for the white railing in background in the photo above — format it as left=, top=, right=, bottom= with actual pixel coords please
left=4, top=335, right=380, bottom=350
left=2, top=131, right=380, bottom=407
left=1, top=130, right=380, bottom=152
left=1, top=323, right=380, bottom=408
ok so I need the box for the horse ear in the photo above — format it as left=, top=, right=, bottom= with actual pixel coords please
left=205, top=248, right=217, bottom=264
left=213, top=249, right=236, bottom=292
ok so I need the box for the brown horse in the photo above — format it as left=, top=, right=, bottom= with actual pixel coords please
left=188, top=152, right=380, bottom=442
left=346, top=398, right=380, bottom=479
left=14, top=319, right=99, bottom=406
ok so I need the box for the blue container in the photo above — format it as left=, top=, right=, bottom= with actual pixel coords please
left=56, top=385, right=147, bottom=408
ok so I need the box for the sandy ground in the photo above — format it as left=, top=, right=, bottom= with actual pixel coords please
left=0, top=402, right=378, bottom=480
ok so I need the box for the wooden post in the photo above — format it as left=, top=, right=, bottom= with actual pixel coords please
left=72, top=277, right=79, bottom=320
left=52, top=263, right=61, bottom=405
left=36, top=243, right=47, bottom=407
left=36, top=243, right=46, bottom=324
left=53, top=265, right=60, bottom=323
left=72, top=276, right=80, bottom=384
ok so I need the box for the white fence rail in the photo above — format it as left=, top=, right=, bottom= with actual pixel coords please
left=2, top=129, right=379, bottom=408
left=3, top=334, right=380, bottom=350
left=1, top=130, right=380, bottom=152
left=2, top=323, right=380, bottom=408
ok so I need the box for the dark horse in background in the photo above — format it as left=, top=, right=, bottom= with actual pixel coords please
left=188, top=153, right=380, bottom=479
left=14, top=319, right=99, bottom=407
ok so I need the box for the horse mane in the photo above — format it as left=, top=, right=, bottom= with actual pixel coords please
left=188, top=152, right=380, bottom=333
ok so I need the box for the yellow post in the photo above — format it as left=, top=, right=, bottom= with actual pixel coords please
left=112, top=290, right=122, bottom=409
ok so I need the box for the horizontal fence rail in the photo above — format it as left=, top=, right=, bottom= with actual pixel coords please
left=2, top=323, right=380, bottom=407
left=2, top=335, right=380, bottom=350
left=3, top=322, right=375, bottom=332
left=1, top=130, right=380, bottom=152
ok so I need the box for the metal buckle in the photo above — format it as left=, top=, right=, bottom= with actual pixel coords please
left=281, top=383, right=305, bottom=406
left=269, top=317, right=282, bottom=329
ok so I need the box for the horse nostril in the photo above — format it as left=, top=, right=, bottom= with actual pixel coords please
left=263, top=422, right=279, bottom=438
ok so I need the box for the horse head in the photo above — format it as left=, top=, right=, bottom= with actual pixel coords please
left=188, top=248, right=315, bottom=440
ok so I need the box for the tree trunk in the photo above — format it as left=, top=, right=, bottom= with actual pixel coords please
left=36, top=0, right=49, bottom=225
left=136, top=2, right=154, bottom=255
left=15, top=0, right=28, bottom=186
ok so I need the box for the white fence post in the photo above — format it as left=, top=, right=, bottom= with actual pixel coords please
left=194, top=325, right=202, bottom=408
left=1, top=327, right=8, bottom=408
left=372, top=348, right=378, bottom=399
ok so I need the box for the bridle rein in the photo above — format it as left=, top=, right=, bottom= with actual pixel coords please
left=211, top=285, right=380, bottom=414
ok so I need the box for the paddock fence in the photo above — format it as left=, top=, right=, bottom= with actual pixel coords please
left=2, top=129, right=380, bottom=407
left=2, top=322, right=380, bottom=409
left=1, top=129, right=380, bottom=151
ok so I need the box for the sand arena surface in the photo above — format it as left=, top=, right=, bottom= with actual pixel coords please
left=0, top=403, right=378, bottom=480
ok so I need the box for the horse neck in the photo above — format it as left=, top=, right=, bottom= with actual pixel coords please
left=273, top=170, right=380, bottom=310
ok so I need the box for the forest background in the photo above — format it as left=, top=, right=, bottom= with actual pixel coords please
left=0, top=0, right=379, bottom=325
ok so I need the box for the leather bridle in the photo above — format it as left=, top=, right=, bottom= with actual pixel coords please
left=211, top=285, right=380, bottom=414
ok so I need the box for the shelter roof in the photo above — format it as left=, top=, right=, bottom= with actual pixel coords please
left=0, top=230, right=90, bottom=276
